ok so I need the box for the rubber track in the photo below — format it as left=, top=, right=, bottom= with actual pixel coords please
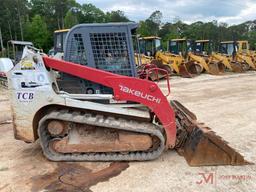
left=38, top=109, right=165, bottom=161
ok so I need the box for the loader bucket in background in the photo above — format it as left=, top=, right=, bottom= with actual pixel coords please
left=178, top=61, right=203, bottom=78
left=137, top=61, right=169, bottom=81
left=171, top=100, right=252, bottom=166
left=230, top=62, right=247, bottom=73
left=240, top=62, right=251, bottom=71
left=208, top=61, right=225, bottom=75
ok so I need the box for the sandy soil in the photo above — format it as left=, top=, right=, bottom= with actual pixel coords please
left=0, top=72, right=255, bottom=192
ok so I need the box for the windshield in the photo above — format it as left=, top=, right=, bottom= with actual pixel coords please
left=155, top=39, right=161, bottom=51
left=227, top=43, right=234, bottom=55
left=220, top=43, right=234, bottom=55
left=169, top=41, right=178, bottom=54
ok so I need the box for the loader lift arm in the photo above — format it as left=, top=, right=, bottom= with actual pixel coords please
left=43, top=56, right=177, bottom=148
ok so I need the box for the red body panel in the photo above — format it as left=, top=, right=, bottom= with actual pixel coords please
left=43, top=56, right=177, bottom=148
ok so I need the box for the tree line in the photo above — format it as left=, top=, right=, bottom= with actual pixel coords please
left=0, top=0, right=255, bottom=53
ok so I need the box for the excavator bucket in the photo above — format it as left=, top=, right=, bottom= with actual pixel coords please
left=171, top=100, right=252, bottom=166
left=178, top=61, right=203, bottom=78
left=208, top=61, right=226, bottom=75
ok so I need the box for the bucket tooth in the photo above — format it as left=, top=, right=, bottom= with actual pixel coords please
left=171, top=100, right=252, bottom=166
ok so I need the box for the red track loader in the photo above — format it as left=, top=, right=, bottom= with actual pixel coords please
left=7, top=23, right=251, bottom=166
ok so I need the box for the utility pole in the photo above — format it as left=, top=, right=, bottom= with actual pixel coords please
left=0, top=28, right=4, bottom=56
left=17, top=0, right=24, bottom=41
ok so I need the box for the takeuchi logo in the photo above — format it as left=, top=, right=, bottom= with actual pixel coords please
left=119, top=85, right=161, bottom=104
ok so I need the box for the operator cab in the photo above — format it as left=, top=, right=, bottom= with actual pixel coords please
left=138, top=36, right=161, bottom=57
left=237, top=41, right=249, bottom=54
left=48, top=29, right=70, bottom=58
left=54, top=29, right=69, bottom=54
left=168, top=39, right=193, bottom=57
left=194, top=40, right=213, bottom=56
left=219, top=41, right=238, bottom=56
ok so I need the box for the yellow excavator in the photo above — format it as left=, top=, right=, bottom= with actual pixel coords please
left=137, top=36, right=201, bottom=78
left=188, top=40, right=225, bottom=75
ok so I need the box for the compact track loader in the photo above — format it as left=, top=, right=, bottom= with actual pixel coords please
left=7, top=23, right=251, bottom=166
left=189, top=40, right=225, bottom=75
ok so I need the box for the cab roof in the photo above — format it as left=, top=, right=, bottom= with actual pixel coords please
left=7, top=40, right=33, bottom=46
left=195, top=40, right=210, bottom=43
left=139, top=36, right=161, bottom=40
left=170, top=38, right=186, bottom=42
left=54, top=29, right=70, bottom=33
left=220, top=41, right=235, bottom=44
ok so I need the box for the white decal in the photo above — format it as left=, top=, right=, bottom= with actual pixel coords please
left=119, top=85, right=161, bottom=104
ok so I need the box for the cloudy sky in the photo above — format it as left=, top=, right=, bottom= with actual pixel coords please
left=77, top=0, right=256, bottom=25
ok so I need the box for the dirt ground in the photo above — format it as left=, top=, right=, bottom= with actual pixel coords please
left=0, top=72, right=255, bottom=192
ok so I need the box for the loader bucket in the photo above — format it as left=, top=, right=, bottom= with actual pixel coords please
left=178, top=61, right=203, bottom=78
left=230, top=62, right=245, bottom=73
left=137, top=63, right=168, bottom=81
left=171, top=100, right=252, bottom=166
left=230, top=61, right=247, bottom=73
left=208, top=61, right=225, bottom=75
left=240, top=62, right=251, bottom=71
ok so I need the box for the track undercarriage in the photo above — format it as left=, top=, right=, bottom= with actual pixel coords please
left=38, top=101, right=250, bottom=166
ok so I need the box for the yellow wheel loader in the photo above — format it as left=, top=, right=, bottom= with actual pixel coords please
left=217, top=41, right=254, bottom=71
left=134, top=53, right=153, bottom=66
left=211, top=41, right=248, bottom=73
left=237, top=40, right=256, bottom=68
left=188, top=40, right=225, bottom=75
left=138, top=36, right=200, bottom=78
left=168, top=39, right=203, bottom=76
